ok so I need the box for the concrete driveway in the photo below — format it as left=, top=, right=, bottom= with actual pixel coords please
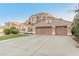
left=0, top=35, right=79, bottom=56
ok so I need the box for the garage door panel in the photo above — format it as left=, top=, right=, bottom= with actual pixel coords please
left=55, top=26, right=67, bottom=35
left=36, top=27, right=52, bottom=35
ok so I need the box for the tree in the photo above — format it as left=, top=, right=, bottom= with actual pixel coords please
left=71, top=13, right=79, bottom=38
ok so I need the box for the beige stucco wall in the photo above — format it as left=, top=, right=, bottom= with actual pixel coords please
left=0, top=28, right=3, bottom=32
left=32, top=18, right=72, bottom=35
left=52, top=26, right=55, bottom=35
left=33, top=18, right=72, bottom=27
left=67, top=25, right=72, bottom=35
left=53, top=18, right=71, bottom=26
left=32, top=27, right=36, bottom=34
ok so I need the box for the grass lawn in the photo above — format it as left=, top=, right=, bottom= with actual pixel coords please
left=0, top=34, right=27, bottom=41
left=0, top=32, right=3, bottom=34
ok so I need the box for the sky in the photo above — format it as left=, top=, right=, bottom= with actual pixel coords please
left=0, top=3, right=77, bottom=26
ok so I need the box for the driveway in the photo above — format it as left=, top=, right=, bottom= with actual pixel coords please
left=0, top=35, right=79, bottom=56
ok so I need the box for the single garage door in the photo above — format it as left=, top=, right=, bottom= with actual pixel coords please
left=55, top=26, right=67, bottom=35
left=36, top=27, right=52, bottom=35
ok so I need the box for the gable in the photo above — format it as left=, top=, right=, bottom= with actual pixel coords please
left=33, top=19, right=54, bottom=27
left=33, top=18, right=72, bottom=27
left=25, top=13, right=54, bottom=25
left=25, top=13, right=72, bottom=27
left=54, top=18, right=72, bottom=26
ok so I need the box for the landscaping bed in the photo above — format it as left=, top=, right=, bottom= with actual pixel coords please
left=0, top=34, right=28, bottom=41
left=73, top=37, right=79, bottom=48
left=73, top=37, right=79, bottom=44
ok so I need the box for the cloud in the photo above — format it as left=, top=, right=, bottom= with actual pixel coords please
left=52, top=11, right=75, bottom=22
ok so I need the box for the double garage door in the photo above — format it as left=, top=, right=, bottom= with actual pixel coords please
left=55, top=26, right=67, bottom=35
left=35, top=26, right=67, bottom=35
left=36, top=27, right=52, bottom=35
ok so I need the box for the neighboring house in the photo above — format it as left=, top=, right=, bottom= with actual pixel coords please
left=5, top=13, right=72, bottom=35
left=0, top=26, right=5, bottom=32
left=5, top=21, right=23, bottom=30
left=5, top=22, right=20, bottom=27
left=5, top=21, right=30, bottom=33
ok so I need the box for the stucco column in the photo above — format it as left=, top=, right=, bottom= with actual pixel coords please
left=52, top=26, right=55, bottom=35
left=67, top=25, right=72, bottom=35
left=32, top=27, right=36, bottom=34
left=21, top=26, right=23, bottom=32
left=25, top=27, right=28, bottom=32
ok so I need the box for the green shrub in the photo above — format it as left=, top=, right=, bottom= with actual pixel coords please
left=4, top=27, right=19, bottom=35
left=10, top=27, right=19, bottom=34
left=4, top=28, right=11, bottom=35
left=11, top=29, right=19, bottom=34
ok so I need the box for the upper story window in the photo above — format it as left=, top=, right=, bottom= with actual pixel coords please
left=45, top=20, right=52, bottom=24
left=32, top=17, right=37, bottom=23
left=28, top=22, right=31, bottom=24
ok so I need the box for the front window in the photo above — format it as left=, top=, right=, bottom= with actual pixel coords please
left=28, top=27, right=32, bottom=32
left=22, top=28, right=26, bottom=31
